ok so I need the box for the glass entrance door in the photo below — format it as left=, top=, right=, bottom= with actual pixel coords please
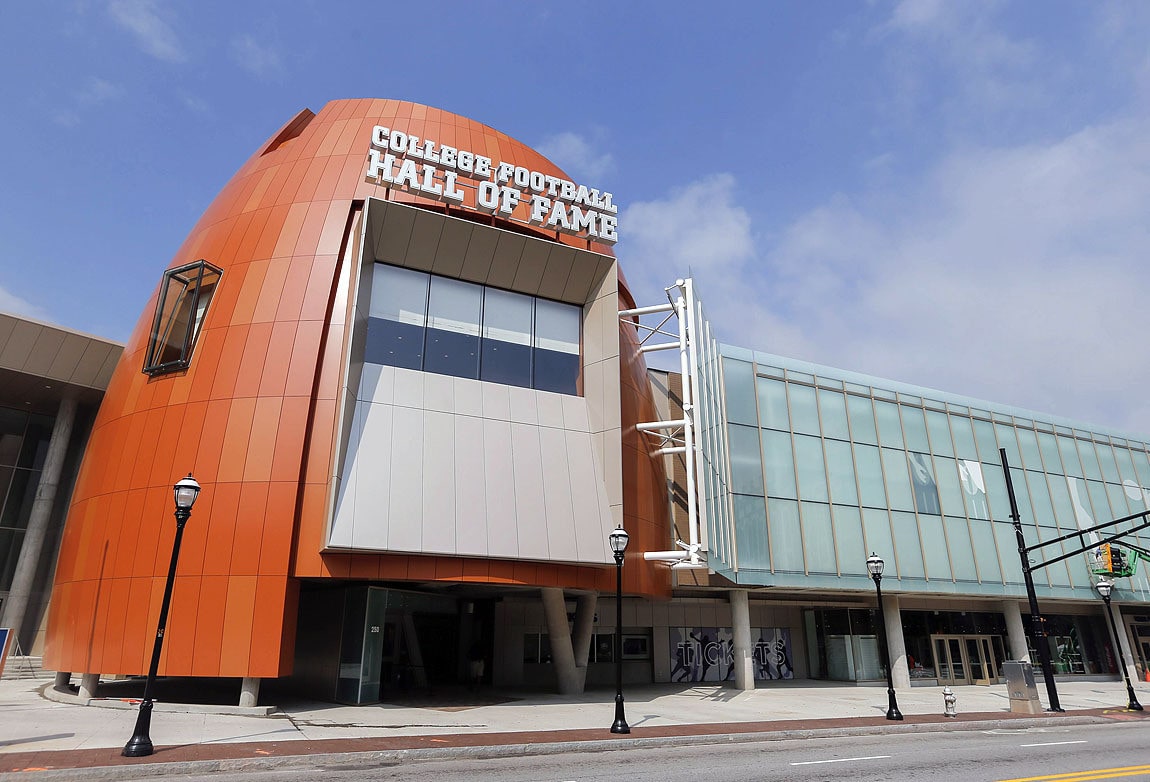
left=932, top=634, right=999, bottom=685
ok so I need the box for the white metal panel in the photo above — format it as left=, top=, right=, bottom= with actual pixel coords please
left=481, top=382, right=511, bottom=421
left=567, top=429, right=609, bottom=562
left=351, top=401, right=394, bottom=550
left=539, top=426, right=576, bottom=559
left=511, top=422, right=549, bottom=560
left=421, top=409, right=457, bottom=554
left=507, top=385, right=539, bottom=425
left=535, top=392, right=565, bottom=430
left=452, top=375, right=484, bottom=419
left=423, top=371, right=454, bottom=414
left=454, top=414, right=488, bottom=555
left=386, top=404, right=424, bottom=552
left=392, top=366, right=424, bottom=409
left=329, top=400, right=368, bottom=546
left=483, top=417, right=519, bottom=558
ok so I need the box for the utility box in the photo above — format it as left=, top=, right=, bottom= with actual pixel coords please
left=1003, top=660, right=1042, bottom=714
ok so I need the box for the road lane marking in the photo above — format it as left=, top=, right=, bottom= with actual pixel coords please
left=998, top=764, right=1150, bottom=782
left=1018, top=740, right=1089, bottom=747
left=790, top=755, right=890, bottom=766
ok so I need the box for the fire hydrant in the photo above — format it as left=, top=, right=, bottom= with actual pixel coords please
left=943, top=686, right=957, bottom=717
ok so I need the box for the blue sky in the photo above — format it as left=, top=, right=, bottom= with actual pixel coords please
left=3, top=1, right=1150, bottom=435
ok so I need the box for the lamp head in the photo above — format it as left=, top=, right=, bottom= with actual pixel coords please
left=866, top=552, right=885, bottom=579
left=1096, top=578, right=1113, bottom=599
left=609, top=526, right=630, bottom=556
left=174, top=474, right=201, bottom=511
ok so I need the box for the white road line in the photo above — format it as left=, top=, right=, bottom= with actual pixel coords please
left=1019, top=740, right=1089, bottom=747
left=790, top=755, right=891, bottom=766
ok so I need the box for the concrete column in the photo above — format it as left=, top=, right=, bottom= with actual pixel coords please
left=239, top=677, right=260, bottom=707
left=0, top=398, right=77, bottom=645
left=1002, top=600, right=1030, bottom=662
left=882, top=593, right=910, bottom=690
left=541, top=587, right=585, bottom=694
left=572, top=592, right=597, bottom=669
left=1107, top=602, right=1139, bottom=684
left=53, top=671, right=71, bottom=690
left=729, top=589, right=754, bottom=690
left=78, top=672, right=99, bottom=700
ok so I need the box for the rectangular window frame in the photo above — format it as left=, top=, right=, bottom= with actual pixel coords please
left=143, top=259, right=222, bottom=376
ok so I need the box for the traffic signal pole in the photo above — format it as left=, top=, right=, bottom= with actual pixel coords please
left=1000, top=449, right=1063, bottom=712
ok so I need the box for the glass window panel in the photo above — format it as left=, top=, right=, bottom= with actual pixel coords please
left=767, top=498, right=804, bottom=572
left=933, top=456, right=965, bottom=516
left=1086, top=480, right=1113, bottom=520
left=825, top=440, right=858, bottom=505
left=950, top=417, right=978, bottom=461
left=992, top=521, right=1024, bottom=584
left=847, top=395, right=878, bottom=445
left=1133, top=449, right=1150, bottom=485
left=972, top=419, right=999, bottom=464
left=1106, top=481, right=1131, bottom=517
left=958, top=459, right=990, bottom=520
left=762, top=430, right=797, bottom=500
left=424, top=276, right=482, bottom=379
left=901, top=406, right=929, bottom=453
left=1047, top=477, right=1077, bottom=531
left=734, top=495, right=769, bottom=570
left=854, top=444, right=886, bottom=508
left=1077, top=439, right=1103, bottom=480
left=0, top=409, right=27, bottom=466
left=533, top=298, right=580, bottom=394
left=1065, top=541, right=1094, bottom=588
left=1095, top=443, right=1121, bottom=483
left=480, top=287, right=533, bottom=387
left=1057, top=436, right=1083, bottom=478
left=943, top=516, right=978, bottom=581
left=1016, top=428, right=1042, bottom=471
left=874, top=401, right=904, bottom=448
left=891, top=511, right=925, bottom=579
left=968, top=519, right=1002, bottom=583
left=366, top=264, right=429, bottom=369
left=832, top=505, right=868, bottom=575
left=818, top=390, right=849, bottom=441
left=1026, top=471, right=1057, bottom=528
left=0, top=469, right=36, bottom=530
left=756, top=377, right=790, bottom=431
left=1037, top=432, right=1064, bottom=475
left=723, top=358, right=758, bottom=425
left=802, top=502, right=837, bottom=574
left=925, top=411, right=954, bottom=457
left=18, top=417, right=50, bottom=471
left=862, top=508, right=895, bottom=570
left=907, top=452, right=941, bottom=516
left=794, top=435, right=829, bottom=502
left=882, top=447, right=914, bottom=511
left=1034, top=526, right=1071, bottom=586
left=982, top=465, right=1007, bottom=521
left=788, top=384, right=820, bottom=436
left=1065, top=476, right=1096, bottom=530
left=729, top=424, right=765, bottom=496
left=1114, top=447, right=1138, bottom=484
left=0, top=528, right=25, bottom=591
left=918, top=514, right=951, bottom=580
left=1122, top=479, right=1147, bottom=513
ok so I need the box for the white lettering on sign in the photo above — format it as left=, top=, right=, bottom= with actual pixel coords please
left=364, top=125, right=619, bottom=244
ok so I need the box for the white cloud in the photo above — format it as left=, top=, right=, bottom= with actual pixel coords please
left=0, top=285, right=50, bottom=321
left=53, top=77, right=122, bottom=126
left=230, top=34, right=281, bottom=78
left=108, top=0, right=184, bottom=62
left=535, top=131, right=615, bottom=182
left=620, top=117, right=1150, bottom=436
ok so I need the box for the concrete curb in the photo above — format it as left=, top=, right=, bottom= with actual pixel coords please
left=0, top=714, right=1113, bottom=781
left=38, top=683, right=277, bottom=717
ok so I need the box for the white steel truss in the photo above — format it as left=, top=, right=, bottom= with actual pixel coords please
left=619, top=279, right=708, bottom=570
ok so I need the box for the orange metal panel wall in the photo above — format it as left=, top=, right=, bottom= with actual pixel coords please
left=45, top=100, right=670, bottom=680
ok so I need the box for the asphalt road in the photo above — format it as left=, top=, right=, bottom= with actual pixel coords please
left=126, top=720, right=1150, bottom=782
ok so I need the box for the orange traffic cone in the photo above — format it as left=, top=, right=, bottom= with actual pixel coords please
left=1144, top=667, right=1150, bottom=683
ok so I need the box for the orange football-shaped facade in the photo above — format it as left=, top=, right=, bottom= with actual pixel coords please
left=45, top=99, right=670, bottom=682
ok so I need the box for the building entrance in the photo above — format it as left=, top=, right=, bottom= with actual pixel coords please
left=931, top=634, right=999, bottom=685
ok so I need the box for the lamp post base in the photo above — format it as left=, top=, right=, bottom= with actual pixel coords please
left=611, top=693, right=630, bottom=734
left=122, top=700, right=155, bottom=757
left=1125, top=686, right=1143, bottom=712
left=886, top=688, right=903, bottom=721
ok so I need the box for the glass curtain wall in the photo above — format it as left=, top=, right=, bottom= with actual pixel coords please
left=718, top=346, right=1150, bottom=599
left=0, top=408, right=52, bottom=595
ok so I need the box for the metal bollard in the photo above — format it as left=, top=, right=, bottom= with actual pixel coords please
left=943, top=686, right=957, bottom=717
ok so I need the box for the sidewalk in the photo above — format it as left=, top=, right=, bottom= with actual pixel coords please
left=3, top=676, right=1149, bottom=780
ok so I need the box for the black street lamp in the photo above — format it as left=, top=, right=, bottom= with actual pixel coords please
left=609, top=525, right=630, bottom=734
left=866, top=552, right=903, bottom=721
left=1095, top=578, right=1143, bottom=712
left=123, top=474, right=201, bottom=758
